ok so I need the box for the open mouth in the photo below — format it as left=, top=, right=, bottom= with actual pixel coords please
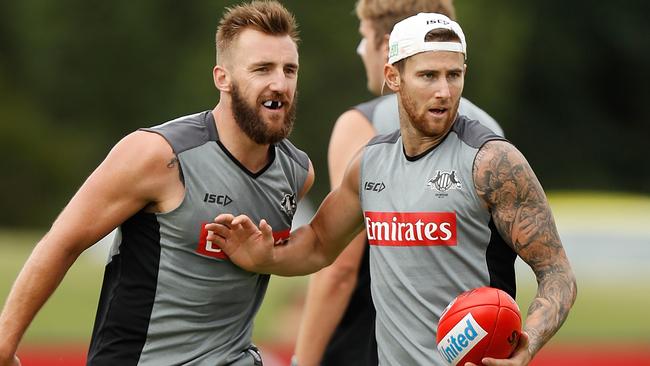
left=262, top=100, right=284, bottom=110
left=429, top=107, right=447, bottom=115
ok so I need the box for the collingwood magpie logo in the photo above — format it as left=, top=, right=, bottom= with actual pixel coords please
left=280, top=193, right=297, bottom=219
left=427, top=170, right=462, bottom=192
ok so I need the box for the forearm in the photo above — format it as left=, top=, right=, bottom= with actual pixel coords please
left=295, top=269, right=358, bottom=365
left=0, top=239, right=80, bottom=356
left=523, top=263, right=577, bottom=356
left=256, top=224, right=330, bottom=276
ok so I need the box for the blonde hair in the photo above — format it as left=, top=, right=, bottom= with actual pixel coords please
left=355, top=0, right=456, bottom=48
left=216, top=1, right=299, bottom=63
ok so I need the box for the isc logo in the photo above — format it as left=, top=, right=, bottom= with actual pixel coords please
left=437, top=313, right=487, bottom=365
left=364, top=181, right=385, bottom=192
left=203, top=193, right=232, bottom=206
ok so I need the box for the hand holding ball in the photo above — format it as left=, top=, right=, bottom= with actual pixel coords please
left=437, top=287, right=522, bottom=365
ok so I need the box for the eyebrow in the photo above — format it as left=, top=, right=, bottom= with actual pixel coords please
left=249, top=61, right=299, bottom=70
left=417, top=67, right=463, bottom=74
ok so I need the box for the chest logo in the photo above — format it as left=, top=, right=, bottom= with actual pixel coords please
left=280, top=193, right=297, bottom=219
left=203, top=193, right=233, bottom=206
left=364, top=211, right=457, bottom=246
left=427, top=170, right=462, bottom=192
left=364, top=181, right=386, bottom=192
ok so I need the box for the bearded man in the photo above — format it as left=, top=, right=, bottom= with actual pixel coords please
left=0, top=2, right=313, bottom=366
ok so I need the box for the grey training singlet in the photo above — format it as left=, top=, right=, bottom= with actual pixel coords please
left=322, top=94, right=505, bottom=366
left=359, top=116, right=515, bottom=365
left=87, top=111, right=309, bottom=366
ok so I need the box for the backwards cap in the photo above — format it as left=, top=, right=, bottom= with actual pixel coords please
left=388, top=12, right=467, bottom=64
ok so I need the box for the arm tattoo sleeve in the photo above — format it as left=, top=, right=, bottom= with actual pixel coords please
left=474, top=141, right=577, bottom=356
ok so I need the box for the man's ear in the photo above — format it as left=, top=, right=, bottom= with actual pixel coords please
left=213, top=64, right=231, bottom=92
left=384, top=64, right=400, bottom=92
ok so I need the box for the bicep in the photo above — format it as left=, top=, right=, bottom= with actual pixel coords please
left=46, top=132, right=178, bottom=254
left=473, top=141, right=567, bottom=271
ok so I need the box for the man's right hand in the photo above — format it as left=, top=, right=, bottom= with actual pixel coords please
left=205, top=214, right=276, bottom=272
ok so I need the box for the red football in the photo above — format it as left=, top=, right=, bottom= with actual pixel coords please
left=436, top=287, right=522, bottom=365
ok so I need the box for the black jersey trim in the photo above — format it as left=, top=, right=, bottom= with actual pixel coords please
left=87, top=211, right=161, bottom=366
left=486, top=218, right=517, bottom=298
left=215, top=140, right=276, bottom=179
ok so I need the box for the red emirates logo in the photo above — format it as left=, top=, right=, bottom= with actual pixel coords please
left=196, top=222, right=291, bottom=260
left=364, top=212, right=457, bottom=246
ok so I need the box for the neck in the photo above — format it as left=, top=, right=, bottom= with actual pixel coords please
left=212, top=102, right=271, bottom=173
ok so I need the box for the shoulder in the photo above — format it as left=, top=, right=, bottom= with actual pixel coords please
left=110, top=131, right=176, bottom=172
left=332, top=108, right=373, bottom=133
left=366, top=129, right=401, bottom=147
left=473, top=140, right=528, bottom=184
left=140, top=110, right=215, bottom=154
left=277, top=138, right=310, bottom=172
left=95, top=130, right=180, bottom=206
left=452, top=115, right=507, bottom=149
left=352, top=94, right=395, bottom=121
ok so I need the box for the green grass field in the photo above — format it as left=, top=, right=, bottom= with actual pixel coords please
left=1, top=191, right=649, bottom=348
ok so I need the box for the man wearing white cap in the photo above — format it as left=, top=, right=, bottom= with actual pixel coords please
left=296, top=2, right=504, bottom=364
left=206, top=13, right=577, bottom=366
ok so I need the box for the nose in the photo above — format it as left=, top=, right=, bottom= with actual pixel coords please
left=434, top=78, right=451, bottom=99
left=269, top=69, right=289, bottom=93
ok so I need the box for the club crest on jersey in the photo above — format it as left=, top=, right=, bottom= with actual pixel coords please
left=280, top=193, right=297, bottom=219
left=427, top=170, right=462, bottom=192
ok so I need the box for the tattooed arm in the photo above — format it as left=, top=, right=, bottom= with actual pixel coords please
left=473, top=140, right=577, bottom=364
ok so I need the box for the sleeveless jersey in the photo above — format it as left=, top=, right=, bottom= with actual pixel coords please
left=87, top=111, right=309, bottom=366
left=359, top=116, right=514, bottom=365
left=322, top=95, right=504, bottom=366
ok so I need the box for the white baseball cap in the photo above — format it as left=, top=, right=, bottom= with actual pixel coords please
left=388, top=12, right=467, bottom=64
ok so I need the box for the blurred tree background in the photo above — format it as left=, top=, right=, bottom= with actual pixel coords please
left=1, top=0, right=648, bottom=228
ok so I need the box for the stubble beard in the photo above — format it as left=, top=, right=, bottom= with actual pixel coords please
left=400, top=84, right=459, bottom=137
left=230, top=83, right=297, bottom=145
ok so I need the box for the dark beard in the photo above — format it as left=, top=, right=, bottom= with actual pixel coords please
left=230, top=83, right=296, bottom=145
left=400, top=82, right=458, bottom=137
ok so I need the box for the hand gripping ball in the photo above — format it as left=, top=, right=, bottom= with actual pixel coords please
left=436, top=287, right=522, bottom=365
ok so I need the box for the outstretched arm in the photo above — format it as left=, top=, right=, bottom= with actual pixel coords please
left=0, top=132, right=181, bottom=366
left=471, top=140, right=577, bottom=366
left=207, top=151, right=366, bottom=276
